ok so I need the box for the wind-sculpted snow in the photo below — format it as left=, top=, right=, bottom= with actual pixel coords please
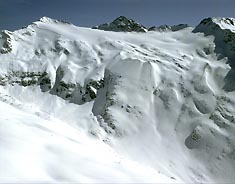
left=194, top=17, right=235, bottom=91
left=0, top=16, right=235, bottom=183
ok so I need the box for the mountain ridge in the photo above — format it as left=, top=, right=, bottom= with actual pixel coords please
left=0, top=16, right=235, bottom=183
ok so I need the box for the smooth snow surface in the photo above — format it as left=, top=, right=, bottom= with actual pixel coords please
left=0, top=17, right=235, bottom=183
left=0, top=88, right=174, bottom=183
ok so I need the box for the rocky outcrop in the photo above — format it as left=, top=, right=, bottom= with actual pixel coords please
left=92, top=69, right=119, bottom=134
left=0, top=71, right=50, bottom=87
left=49, top=66, right=104, bottom=105
left=148, top=24, right=189, bottom=32
left=193, top=17, right=235, bottom=91
left=0, top=68, right=104, bottom=105
left=193, top=18, right=235, bottom=60
left=0, top=31, right=13, bottom=54
left=93, top=16, right=147, bottom=32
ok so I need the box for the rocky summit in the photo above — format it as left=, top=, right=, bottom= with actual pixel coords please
left=93, top=16, right=147, bottom=32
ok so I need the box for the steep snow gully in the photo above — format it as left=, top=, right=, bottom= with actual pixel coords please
left=1, top=16, right=235, bottom=183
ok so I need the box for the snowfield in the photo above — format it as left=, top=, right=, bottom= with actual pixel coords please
left=0, top=16, right=235, bottom=183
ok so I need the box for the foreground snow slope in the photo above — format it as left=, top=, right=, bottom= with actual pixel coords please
left=0, top=16, right=235, bottom=183
left=0, top=87, right=174, bottom=183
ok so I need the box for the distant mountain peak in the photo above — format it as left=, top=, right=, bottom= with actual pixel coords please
left=39, top=16, right=52, bottom=22
left=197, top=17, right=235, bottom=32
left=212, top=17, right=235, bottom=31
left=38, top=16, right=70, bottom=25
left=148, top=24, right=189, bottom=32
left=93, top=16, right=147, bottom=32
left=212, top=17, right=235, bottom=25
left=112, top=16, right=137, bottom=25
left=194, top=17, right=235, bottom=91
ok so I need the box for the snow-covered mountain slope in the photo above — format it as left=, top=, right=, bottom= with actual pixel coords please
left=0, top=87, right=174, bottom=183
left=194, top=17, right=235, bottom=91
left=0, top=16, right=235, bottom=183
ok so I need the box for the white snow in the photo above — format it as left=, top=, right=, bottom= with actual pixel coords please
left=0, top=16, right=235, bottom=183
left=212, top=17, right=235, bottom=32
left=0, top=90, right=175, bottom=183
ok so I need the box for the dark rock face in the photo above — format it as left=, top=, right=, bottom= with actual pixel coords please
left=0, top=71, right=50, bottom=87
left=171, top=24, right=189, bottom=31
left=148, top=25, right=171, bottom=32
left=0, top=68, right=104, bottom=105
left=0, top=31, right=13, bottom=54
left=93, top=16, right=190, bottom=33
left=92, top=69, right=120, bottom=135
left=49, top=66, right=104, bottom=105
left=52, top=78, right=104, bottom=105
left=93, top=16, right=147, bottom=32
left=193, top=18, right=235, bottom=60
left=193, top=17, right=235, bottom=91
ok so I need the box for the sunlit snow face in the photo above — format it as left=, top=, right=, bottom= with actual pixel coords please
left=0, top=14, right=235, bottom=183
